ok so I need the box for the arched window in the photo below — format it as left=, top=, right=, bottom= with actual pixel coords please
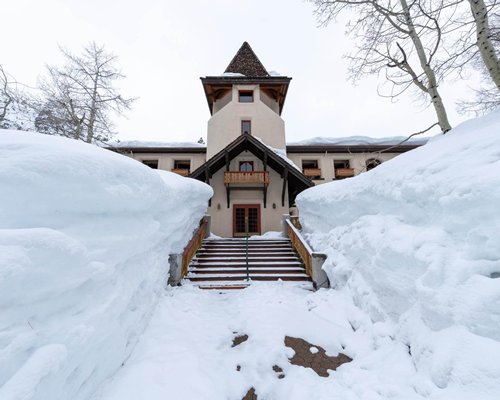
left=366, top=158, right=382, bottom=171
left=239, top=161, right=254, bottom=172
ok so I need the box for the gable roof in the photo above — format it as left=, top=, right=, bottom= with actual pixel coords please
left=189, top=133, right=314, bottom=202
left=224, top=42, right=270, bottom=77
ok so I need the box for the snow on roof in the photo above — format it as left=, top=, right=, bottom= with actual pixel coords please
left=110, top=140, right=205, bottom=148
left=253, top=136, right=301, bottom=171
left=288, top=135, right=429, bottom=146
left=220, top=72, right=245, bottom=77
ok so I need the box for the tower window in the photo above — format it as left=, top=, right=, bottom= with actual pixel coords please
left=241, top=120, right=251, bottom=135
left=239, top=90, right=254, bottom=103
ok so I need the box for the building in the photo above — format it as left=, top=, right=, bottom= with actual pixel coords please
left=114, top=42, right=423, bottom=238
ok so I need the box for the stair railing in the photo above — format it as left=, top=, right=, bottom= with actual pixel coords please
left=181, top=217, right=209, bottom=277
left=245, top=216, right=250, bottom=281
left=284, top=216, right=329, bottom=289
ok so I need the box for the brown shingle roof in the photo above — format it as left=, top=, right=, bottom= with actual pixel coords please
left=224, top=42, right=270, bottom=77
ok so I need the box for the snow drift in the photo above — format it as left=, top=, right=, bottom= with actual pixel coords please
left=297, top=111, right=500, bottom=399
left=0, top=130, right=212, bottom=400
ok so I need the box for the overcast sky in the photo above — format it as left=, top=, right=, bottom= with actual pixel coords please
left=1, top=0, right=475, bottom=143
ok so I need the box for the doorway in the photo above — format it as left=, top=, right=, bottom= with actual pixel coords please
left=233, top=204, right=261, bottom=237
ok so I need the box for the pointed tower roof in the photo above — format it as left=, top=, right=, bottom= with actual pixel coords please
left=224, top=42, right=270, bottom=77
left=201, top=42, right=291, bottom=115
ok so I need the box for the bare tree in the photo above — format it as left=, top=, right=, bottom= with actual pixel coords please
left=0, top=64, right=37, bottom=130
left=310, top=0, right=455, bottom=132
left=38, top=42, right=135, bottom=143
left=468, top=0, right=500, bottom=90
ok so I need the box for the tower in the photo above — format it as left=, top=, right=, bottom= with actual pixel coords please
left=201, top=42, right=291, bottom=159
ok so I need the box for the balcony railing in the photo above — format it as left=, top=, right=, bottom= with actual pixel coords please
left=171, top=168, right=190, bottom=176
left=224, top=171, right=269, bottom=185
left=303, top=168, right=322, bottom=178
left=335, top=168, right=355, bottom=178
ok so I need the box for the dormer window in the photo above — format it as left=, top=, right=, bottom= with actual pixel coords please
left=239, top=90, right=254, bottom=103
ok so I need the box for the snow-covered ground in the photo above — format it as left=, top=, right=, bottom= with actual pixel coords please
left=92, top=283, right=420, bottom=400
left=0, top=130, right=212, bottom=400
left=298, top=110, right=500, bottom=399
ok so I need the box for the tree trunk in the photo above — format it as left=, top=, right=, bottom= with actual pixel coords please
left=86, top=75, right=99, bottom=143
left=399, top=0, right=452, bottom=133
left=469, top=0, right=500, bottom=91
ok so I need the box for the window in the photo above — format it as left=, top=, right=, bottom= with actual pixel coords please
left=334, top=160, right=350, bottom=169
left=238, top=90, right=254, bottom=103
left=174, top=160, right=190, bottom=170
left=241, top=120, right=251, bottom=135
left=366, top=158, right=382, bottom=171
left=334, top=159, right=355, bottom=179
left=239, top=161, right=254, bottom=172
left=142, top=160, right=158, bottom=169
left=302, top=160, right=321, bottom=179
left=172, top=160, right=191, bottom=176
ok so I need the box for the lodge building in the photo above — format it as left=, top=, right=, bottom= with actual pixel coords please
left=115, top=42, right=422, bottom=238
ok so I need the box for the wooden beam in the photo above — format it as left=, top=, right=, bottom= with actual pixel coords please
left=263, top=186, right=267, bottom=208
left=263, top=151, right=267, bottom=172
left=226, top=186, right=230, bottom=208
left=225, top=151, right=230, bottom=171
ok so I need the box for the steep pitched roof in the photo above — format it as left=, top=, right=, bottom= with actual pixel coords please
left=224, top=42, right=270, bottom=77
left=189, top=133, right=314, bottom=204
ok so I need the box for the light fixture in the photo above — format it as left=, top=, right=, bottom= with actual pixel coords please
left=272, top=203, right=276, bottom=209
left=217, top=203, right=221, bottom=210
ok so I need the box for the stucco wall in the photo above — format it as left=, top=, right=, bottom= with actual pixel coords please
left=287, top=152, right=399, bottom=184
left=206, top=85, right=286, bottom=159
left=207, top=151, right=289, bottom=237
left=124, top=152, right=207, bottom=173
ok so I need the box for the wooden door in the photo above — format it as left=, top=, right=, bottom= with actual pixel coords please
left=233, top=204, right=261, bottom=237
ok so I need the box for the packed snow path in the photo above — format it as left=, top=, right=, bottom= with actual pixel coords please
left=91, top=284, right=421, bottom=400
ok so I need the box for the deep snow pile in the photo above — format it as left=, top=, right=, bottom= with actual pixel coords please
left=0, top=130, right=212, bottom=400
left=297, top=111, right=500, bottom=399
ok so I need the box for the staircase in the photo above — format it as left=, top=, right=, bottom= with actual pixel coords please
left=184, top=238, right=313, bottom=290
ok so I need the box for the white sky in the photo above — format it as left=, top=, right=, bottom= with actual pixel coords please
left=1, top=0, right=475, bottom=143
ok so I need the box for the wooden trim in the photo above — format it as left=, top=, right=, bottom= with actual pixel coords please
left=224, top=171, right=269, bottom=185
left=233, top=204, right=261, bottom=237
left=286, top=219, right=313, bottom=277
left=181, top=218, right=208, bottom=277
left=171, top=168, right=190, bottom=176
left=335, top=168, right=355, bottom=178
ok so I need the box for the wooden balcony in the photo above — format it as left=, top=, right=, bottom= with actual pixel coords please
left=224, top=171, right=269, bottom=186
left=335, top=168, right=355, bottom=178
left=171, top=168, right=190, bottom=176
left=303, top=168, right=322, bottom=178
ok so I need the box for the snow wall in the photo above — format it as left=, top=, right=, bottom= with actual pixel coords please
left=0, top=131, right=212, bottom=400
left=297, top=111, right=500, bottom=399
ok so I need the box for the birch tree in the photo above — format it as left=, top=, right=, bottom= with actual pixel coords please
left=468, top=0, right=500, bottom=90
left=310, top=0, right=454, bottom=132
left=38, top=42, right=135, bottom=143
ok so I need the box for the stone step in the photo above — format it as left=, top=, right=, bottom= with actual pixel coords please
left=186, top=274, right=311, bottom=282
left=189, top=268, right=307, bottom=275
left=193, top=257, right=301, bottom=263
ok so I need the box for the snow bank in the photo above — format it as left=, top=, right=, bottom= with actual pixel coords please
left=297, top=111, right=500, bottom=399
left=110, top=140, right=205, bottom=148
left=288, top=135, right=429, bottom=146
left=0, top=130, right=212, bottom=400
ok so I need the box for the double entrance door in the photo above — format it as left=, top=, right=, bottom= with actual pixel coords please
left=233, top=204, right=261, bottom=237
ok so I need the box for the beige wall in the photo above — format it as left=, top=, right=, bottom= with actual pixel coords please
left=287, top=152, right=399, bottom=184
left=125, top=152, right=207, bottom=173
left=206, top=85, right=286, bottom=159
left=207, top=151, right=289, bottom=237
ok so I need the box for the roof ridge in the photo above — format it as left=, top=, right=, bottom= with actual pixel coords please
left=224, top=42, right=270, bottom=77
